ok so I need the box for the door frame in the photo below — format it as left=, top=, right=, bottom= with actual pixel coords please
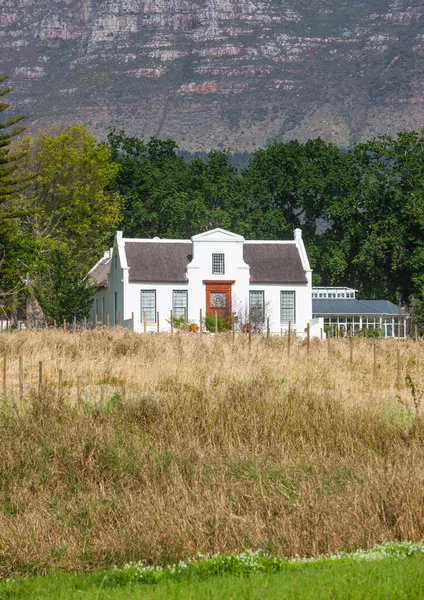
left=203, top=280, right=235, bottom=317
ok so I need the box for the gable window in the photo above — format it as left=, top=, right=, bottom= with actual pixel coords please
left=173, top=290, right=188, bottom=319
left=250, top=291, right=265, bottom=323
left=281, top=291, right=295, bottom=323
left=212, top=253, right=225, bottom=275
left=141, top=290, right=156, bottom=322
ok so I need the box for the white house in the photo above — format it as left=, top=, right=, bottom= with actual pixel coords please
left=89, top=228, right=322, bottom=336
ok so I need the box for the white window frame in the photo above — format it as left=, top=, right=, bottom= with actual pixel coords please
left=249, top=291, right=265, bottom=323
left=212, top=253, right=225, bottom=275
left=281, top=291, right=295, bottom=323
left=173, top=290, right=188, bottom=319
left=141, top=290, right=156, bottom=323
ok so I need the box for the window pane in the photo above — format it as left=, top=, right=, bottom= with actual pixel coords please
left=281, top=291, right=295, bottom=323
left=212, top=254, right=225, bottom=275
left=141, top=290, right=156, bottom=322
left=250, top=291, right=265, bottom=322
left=173, top=290, right=188, bottom=318
left=210, top=292, right=226, bottom=307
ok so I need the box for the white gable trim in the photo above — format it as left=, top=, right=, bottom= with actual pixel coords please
left=191, top=228, right=245, bottom=242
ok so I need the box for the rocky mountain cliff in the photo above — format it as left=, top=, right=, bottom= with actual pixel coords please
left=1, top=0, right=423, bottom=150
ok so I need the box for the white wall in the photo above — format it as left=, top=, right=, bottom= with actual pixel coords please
left=89, top=228, right=315, bottom=335
left=248, top=283, right=312, bottom=335
left=89, top=232, right=126, bottom=326
left=187, top=229, right=250, bottom=324
left=124, top=282, right=188, bottom=332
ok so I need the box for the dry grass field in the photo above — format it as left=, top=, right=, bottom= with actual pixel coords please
left=0, top=329, right=424, bottom=577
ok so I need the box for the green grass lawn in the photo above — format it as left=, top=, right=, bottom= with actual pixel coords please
left=2, top=556, right=424, bottom=600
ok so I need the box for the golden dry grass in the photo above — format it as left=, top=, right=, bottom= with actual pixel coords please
left=0, top=330, right=424, bottom=576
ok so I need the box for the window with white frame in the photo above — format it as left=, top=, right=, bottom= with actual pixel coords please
left=173, top=290, right=188, bottom=319
left=250, top=291, right=265, bottom=323
left=141, top=290, right=156, bottom=322
left=280, top=291, right=295, bottom=323
left=212, top=253, right=225, bottom=275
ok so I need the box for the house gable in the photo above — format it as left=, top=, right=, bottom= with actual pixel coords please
left=191, top=228, right=245, bottom=243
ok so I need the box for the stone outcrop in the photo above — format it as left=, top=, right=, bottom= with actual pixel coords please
left=1, top=0, right=423, bottom=150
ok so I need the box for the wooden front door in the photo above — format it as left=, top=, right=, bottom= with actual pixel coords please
left=204, top=280, right=234, bottom=319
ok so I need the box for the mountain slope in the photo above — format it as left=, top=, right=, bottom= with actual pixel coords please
left=1, top=0, right=423, bottom=150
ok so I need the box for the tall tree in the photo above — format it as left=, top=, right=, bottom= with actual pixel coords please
left=345, top=132, right=424, bottom=307
left=0, top=76, right=26, bottom=224
left=14, top=124, right=122, bottom=321
left=0, top=76, right=30, bottom=319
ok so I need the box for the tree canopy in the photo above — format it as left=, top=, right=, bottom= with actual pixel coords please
left=107, top=129, right=424, bottom=321
left=2, top=112, right=424, bottom=325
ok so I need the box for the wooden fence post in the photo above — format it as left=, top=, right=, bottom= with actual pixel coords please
left=38, top=361, right=43, bottom=394
left=248, top=313, right=252, bottom=349
left=306, top=322, right=310, bottom=353
left=215, top=310, right=218, bottom=334
left=19, top=355, right=23, bottom=399
left=58, top=369, right=63, bottom=402
left=170, top=310, right=173, bottom=335
left=106, top=314, right=110, bottom=329
left=267, top=317, right=270, bottom=339
left=73, top=316, right=77, bottom=333
left=143, top=311, right=147, bottom=334
left=63, top=319, right=67, bottom=333
left=2, top=353, right=6, bottom=396
left=77, top=376, right=82, bottom=404
left=396, top=347, right=401, bottom=390
left=157, top=311, right=160, bottom=333
left=373, top=342, right=377, bottom=378
left=288, top=321, right=291, bottom=356
left=131, top=312, right=135, bottom=332
left=327, top=335, right=330, bottom=357
left=118, top=312, right=122, bottom=327
left=83, top=317, right=87, bottom=331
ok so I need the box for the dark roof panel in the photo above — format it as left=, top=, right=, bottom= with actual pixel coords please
left=126, top=242, right=192, bottom=283
left=313, top=299, right=407, bottom=316
left=91, top=257, right=111, bottom=288
left=243, top=243, right=308, bottom=284
left=360, top=300, right=407, bottom=315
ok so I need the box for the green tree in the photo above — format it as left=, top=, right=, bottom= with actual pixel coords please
left=33, top=246, right=97, bottom=323
left=0, top=75, right=30, bottom=320
left=0, top=75, right=26, bottom=220
left=344, top=132, right=424, bottom=309
left=14, top=124, right=121, bottom=321
left=16, top=124, right=121, bottom=262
